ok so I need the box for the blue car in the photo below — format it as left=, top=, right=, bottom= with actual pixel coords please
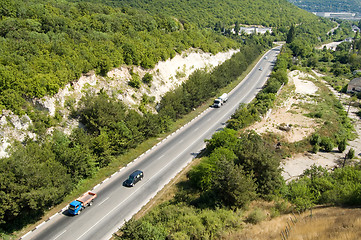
left=123, top=170, right=144, bottom=187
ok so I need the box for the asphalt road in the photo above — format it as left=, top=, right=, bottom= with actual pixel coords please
left=21, top=45, right=281, bottom=240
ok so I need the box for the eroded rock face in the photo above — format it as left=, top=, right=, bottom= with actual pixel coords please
left=1, top=48, right=239, bottom=159
left=34, top=49, right=239, bottom=117
left=1, top=110, right=32, bottom=130
left=0, top=110, right=35, bottom=158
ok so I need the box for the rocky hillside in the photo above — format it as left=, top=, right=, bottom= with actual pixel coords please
left=0, top=48, right=238, bottom=158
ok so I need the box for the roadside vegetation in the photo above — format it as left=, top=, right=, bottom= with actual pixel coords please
left=0, top=0, right=351, bottom=239
left=0, top=30, right=270, bottom=238
left=117, top=22, right=361, bottom=239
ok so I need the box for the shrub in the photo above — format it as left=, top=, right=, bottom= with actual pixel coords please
left=312, top=144, right=320, bottom=154
left=320, top=137, right=334, bottom=152
left=246, top=208, right=266, bottom=224
left=337, top=138, right=346, bottom=153
left=142, top=73, right=153, bottom=85
left=129, top=75, right=141, bottom=88
left=275, top=199, right=291, bottom=214
left=346, top=148, right=355, bottom=160
left=310, top=133, right=321, bottom=145
left=269, top=208, right=280, bottom=218
left=314, top=112, right=323, bottom=118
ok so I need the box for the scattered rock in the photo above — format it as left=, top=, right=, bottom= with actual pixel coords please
left=278, top=123, right=292, bottom=132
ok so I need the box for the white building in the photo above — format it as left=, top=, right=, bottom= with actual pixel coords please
left=238, top=27, right=272, bottom=35
left=313, top=12, right=356, bottom=19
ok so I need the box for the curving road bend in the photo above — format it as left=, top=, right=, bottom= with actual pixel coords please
left=21, top=45, right=281, bottom=240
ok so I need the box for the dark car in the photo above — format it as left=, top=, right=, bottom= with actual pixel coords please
left=123, top=170, right=144, bottom=187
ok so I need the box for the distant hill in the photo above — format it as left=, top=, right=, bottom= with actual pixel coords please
left=288, top=0, right=361, bottom=14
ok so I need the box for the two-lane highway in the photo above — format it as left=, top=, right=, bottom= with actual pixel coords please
left=21, top=45, right=281, bottom=240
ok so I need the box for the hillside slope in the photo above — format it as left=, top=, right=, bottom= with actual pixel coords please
left=84, top=0, right=320, bottom=27
left=0, top=0, right=238, bottom=114
left=0, top=0, right=333, bottom=114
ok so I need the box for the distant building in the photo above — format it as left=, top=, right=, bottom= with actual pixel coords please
left=313, top=12, right=356, bottom=19
left=352, top=25, right=360, bottom=33
left=347, top=77, right=361, bottom=93
left=238, top=27, right=272, bottom=35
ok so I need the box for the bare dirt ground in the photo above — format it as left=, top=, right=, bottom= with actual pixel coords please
left=250, top=70, right=319, bottom=143
left=250, top=70, right=361, bottom=181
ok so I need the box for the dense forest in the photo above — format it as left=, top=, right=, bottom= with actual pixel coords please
left=0, top=0, right=347, bottom=238
left=0, top=0, right=335, bottom=115
left=81, top=0, right=319, bottom=27
left=288, top=0, right=361, bottom=14
left=0, top=0, right=239, bottom=114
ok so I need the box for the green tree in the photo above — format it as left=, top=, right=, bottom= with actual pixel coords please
left=52, top=131, right=96, bottom=178
left=121, top=219, right=167, bottom=240
left=286, top=25, right=295, bottom=44
left=346, top=148, right=355, bottom=160
left=320, top=137, right=334, bottom=152
left=235, top=131, right=283, bottom=196
left=212, top=159, right=257, bottom=208
left=188, top=147, right=236, bottom=191
left=142, top=72, right=153, bottom=85
left=0, top=140, right=72, bottom=226
left=234, top=21, right=240, bottom=35
left=337, top=138, right=346, bottom=153
left=287, top=178, right=316, bottom=211
left=205, top=128, right=239, bottom=153
left=129, top=71, right=141, bottom=89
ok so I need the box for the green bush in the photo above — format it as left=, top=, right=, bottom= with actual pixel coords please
left=274, top=199, right=291, bottom=214
left=346, top=148, right=355, bottom=160
left=246, top=208, right=266, bottom=224
left=286, top=166, right=361, bottom=209
left=337, top=138, right=346, bottom=153
left=142, top=73, right=153, bottom=85
left=121, top=220, right=167, bottom=240
left=129, top=72, right=141, bottom=89
left=269, top=207, right=280, bottom=218
left=312, top=144, right=320, bottom=153
left=119, top=204, right=243, bottom=240
left=287, top=178, right=316, bottom=211
left=320, top=137, right=334, bottom=152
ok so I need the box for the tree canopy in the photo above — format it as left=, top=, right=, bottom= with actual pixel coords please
left=0, top=0, right=239, bottom=113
